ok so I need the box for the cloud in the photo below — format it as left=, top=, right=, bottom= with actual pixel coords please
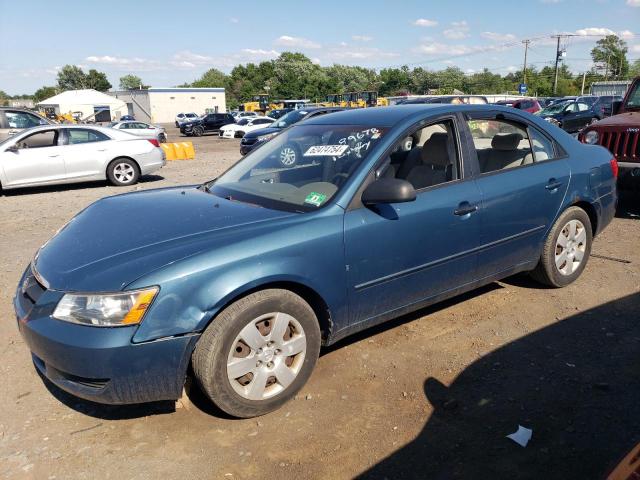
left=229, top=17, right=239, bottom=23
left=540, top=0, right=562, bottom=3
left=481, top=31, right=517, bottom=42
left=619, top=30, right=635, bottom=39
left=326, top=45, right=399, bottom=60
left=241, top=48, right=280, bottom=56
left=413, top=18, right=438, bottom=27
left=632, top=44, right=640, bottom=53
left=627, top=0, right=640, bottom=6
left=352, top=35, right=373, bottom=42
left=414, top=39, right=518, bottom=58
left=85, top=55, right=163, bottom=71
left=444, top=21, right=470, bottom=40
left=575, top=27, right=616, bottom=36
left=274, top=35, right=321, bottom=49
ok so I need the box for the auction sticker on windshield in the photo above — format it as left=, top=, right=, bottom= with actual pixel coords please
left=304, top=145, right=349, bottom=157
left=304, top=192, right=327, bottom=207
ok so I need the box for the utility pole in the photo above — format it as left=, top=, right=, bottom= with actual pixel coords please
left=522, top=39, right=530, bottom=85
left=553, top=35, right=562, bottom=95
left=581, top=71, right=586, bottom=95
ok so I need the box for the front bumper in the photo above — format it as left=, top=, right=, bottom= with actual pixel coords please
left=14, top=267, right=199, bottom=404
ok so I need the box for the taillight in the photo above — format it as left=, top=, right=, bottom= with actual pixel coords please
left=610, top=158, right=618, bottom=178
left=147, top=139, right=160, bottom=147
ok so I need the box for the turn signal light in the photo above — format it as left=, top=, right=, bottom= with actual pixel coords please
left=147, top=139, right=160, bottom=147
left=610, top=158, right=618, bottom=178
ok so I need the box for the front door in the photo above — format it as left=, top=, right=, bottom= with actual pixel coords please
left=344, top=118, right=482, bottom=325
left=463, top=114, right=571, bottom=279
left=1, top=129, right=66, bottom=187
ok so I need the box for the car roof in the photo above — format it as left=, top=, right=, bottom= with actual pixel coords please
left=10, top=124, right=117, bottom=134
left=303, top=104, right=503, bottom=127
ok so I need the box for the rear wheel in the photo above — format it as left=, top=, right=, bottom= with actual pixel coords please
left=158, top=133, right=167, bottom=143
left=107, top=158, right=140, bottom=186
left=192, top=126, right=204, bottom=137
left=192, top=289, right=321, bottom=418
left=530, top=206, right=592, bottom=287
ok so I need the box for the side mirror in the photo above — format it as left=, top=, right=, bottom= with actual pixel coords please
left=611, top=100, right=622, bottom=115
left=362, top=178, right=416, bottom=206
left=6, top=144, right=19, bottom=153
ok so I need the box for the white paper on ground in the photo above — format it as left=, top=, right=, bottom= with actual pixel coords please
left=506, top=425, right=532, bottom=447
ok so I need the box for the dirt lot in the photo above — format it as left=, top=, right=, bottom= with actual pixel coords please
left=1, top=127, right=639, bottom=479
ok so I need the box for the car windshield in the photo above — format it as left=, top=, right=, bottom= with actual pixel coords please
left=237, top=119, right=250, bottom=125
left=272, top=110, right=308, bottom=128
left=207, top=124, right=386, bottom=212
left=626, top=83, right=640, bottom=110
left=538, top=102, right=569, bottom=115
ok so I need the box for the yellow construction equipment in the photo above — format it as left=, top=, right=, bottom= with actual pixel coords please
left=241, top=94, right=282, bottom=114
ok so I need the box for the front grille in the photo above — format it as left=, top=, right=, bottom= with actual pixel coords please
left=599, top=130, right=640, bottom=162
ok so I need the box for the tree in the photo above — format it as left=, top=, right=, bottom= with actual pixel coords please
left=119, top=74, right=143, bottom=90
left=56, top=65, right=87, bottom=90
left=630, top=59, right=640, bottom=78
left=85, top=69, right=112, bottom=91
left=591, top=35, right=629, bottom=80
left=190, top=68, right=227, bottom=88
left=33, top=86, right=58, bottom=103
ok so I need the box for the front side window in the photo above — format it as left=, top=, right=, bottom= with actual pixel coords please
left=6, top=111, right=43, bottom=129
left=382, top=120, right=460, bottom=190
left=209, top=124, right=387, bottom=212
left=17, top=130, right=58, bottom=149
left=67, top=129, right=109, bottom=145
left=467, top=119, right=534, bottom=173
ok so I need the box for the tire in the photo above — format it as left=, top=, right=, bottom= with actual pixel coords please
left=530, top=206, right=592, bottom=287
left=192, top=289, right=321, bottom=418
left=175, top=121, right=179, bottom=128
left=107, top=158, right=140, bottom=186
left=159, top=133, right=167, bottom=143
left=279, top=143, right=300, bottom=168
left=192, top=126, right=204, bottom=137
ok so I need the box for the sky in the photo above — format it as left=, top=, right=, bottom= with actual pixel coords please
left=0, top=0, right=639, bottom=95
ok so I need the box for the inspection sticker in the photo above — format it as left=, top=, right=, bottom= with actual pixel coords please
left=304, top=192, right=327, bottom=207
left=304, top=145, right=349, bottom=157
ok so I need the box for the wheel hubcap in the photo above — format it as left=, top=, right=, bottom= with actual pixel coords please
left=280, top=148, right=296, bottom=166
left=113, top=163, right=134, bottom=183
left=555, top=219, right=586, bottom=275
left=227, top=312, right=306, bottom=400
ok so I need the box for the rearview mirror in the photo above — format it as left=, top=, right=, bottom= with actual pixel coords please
left=611, top=100, right=622, bottom=115
left=362, top=178, right=416, bottom=206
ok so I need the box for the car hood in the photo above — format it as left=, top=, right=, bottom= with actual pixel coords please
left=591, top=111, right=640, bottom=127
left=33, top=186, right=294, bottom=292
left=243, top=126, right=282, bottom=139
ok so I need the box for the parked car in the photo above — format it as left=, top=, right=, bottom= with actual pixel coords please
left=218, top=117, right=275, bottom=138
left=399, top=95, right=488, bottom=105
left=267, top=108, right=293, bottom=119
left=111, top=121, right=167, bottom=143
left=579, top=76, right=640, bottom=188
left=536, top=100, right=601, bottom=133
left=240, top=106, right=346, bottom=162
left=576, top=95, right=599, bottom=106
left=495, top=98, right=541, bottom=114
left=0, top=125, right=165, bottom=190
left=14, top=105, right=616, bottom=418
left=180, top=113, right=235, bottom=137
left=235, top=111, right=260, bottom=120
left=591, top=95, right=624, bottom=118
left=120, top=115, right=135, bottom=121
left=175, top=112, right=199, bottom=127
left=0, top=107, right=52, bottom=141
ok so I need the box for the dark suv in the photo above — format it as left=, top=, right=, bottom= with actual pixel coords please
left=180, top=113, right=235, bottom=137
left=240, top=107, right=346, bottom=164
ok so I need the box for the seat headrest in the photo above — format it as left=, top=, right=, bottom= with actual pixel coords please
left=420, top=132, right=450, bottom=167
left=491, top=133, right=523, bottom=151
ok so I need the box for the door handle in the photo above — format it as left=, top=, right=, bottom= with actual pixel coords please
left=48, top=154, right=60, bottom=157
left=454, top=203, right=478, bottom=216
left=545, top=179, right=563, bottom=191
left=97, top=148, right=106, bottom=151
left=8, top=130, right=19, bottom=135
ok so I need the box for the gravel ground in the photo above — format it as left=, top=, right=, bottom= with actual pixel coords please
left=1, top=126, right=639, bottom=479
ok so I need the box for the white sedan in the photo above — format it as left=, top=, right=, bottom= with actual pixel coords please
left=111, top=121, right=167, bottom=143
left=0, top=125, right=166, bottom=190
left=219, top=117, right=275, bottom=139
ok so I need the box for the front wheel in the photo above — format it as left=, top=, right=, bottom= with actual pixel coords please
left=192, top=289, right=321, bottom=418
left=158, top=133, right=167, bottom=143
left=530, top=206, right=592, bottom=287
left=192, top=126, right=204, bottom=137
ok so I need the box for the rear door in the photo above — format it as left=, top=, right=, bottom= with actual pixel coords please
left=1, top=129, right=66, bottom=186
left=59, top=128, right=113, bottom=179
left=463, top=112, right=571, bottom=279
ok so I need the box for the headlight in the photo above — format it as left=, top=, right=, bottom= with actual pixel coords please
left=584, top=130, right=599, bottom=144
left=53, top=287, right=158, bottom=327
left=257, top=132, right=278, bottom=142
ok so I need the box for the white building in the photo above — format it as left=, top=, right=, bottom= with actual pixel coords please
left=110, top=87, right=226, bottom=124
left=37, top=89, right=128, bottom=122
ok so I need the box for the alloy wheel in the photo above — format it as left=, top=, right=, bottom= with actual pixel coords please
left=226, top=312, right=306, bottom=401
left=113, top=163, right=135, bottom=184
left=555, top=219, right=587, bottom=275
left=280, top=147, right=297, bottom=166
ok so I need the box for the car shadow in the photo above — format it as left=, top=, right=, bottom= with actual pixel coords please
left=1, top=175, right=165, bottom=196
left=358, top=292, right=640, bottom=480
left=616, top=189, right=640, bottom=219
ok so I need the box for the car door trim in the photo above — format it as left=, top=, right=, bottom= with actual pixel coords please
left=355, top=223, right=546, bottom=291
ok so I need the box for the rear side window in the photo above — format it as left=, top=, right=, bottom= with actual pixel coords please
left=467, top=119, right=533, bottom=174
left=67, top=129, right=110, bottom=144
left=528, top=127, right=557, bottom=162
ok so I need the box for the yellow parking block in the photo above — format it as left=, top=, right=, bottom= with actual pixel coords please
left=162, top=142, right=195, bottom=161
